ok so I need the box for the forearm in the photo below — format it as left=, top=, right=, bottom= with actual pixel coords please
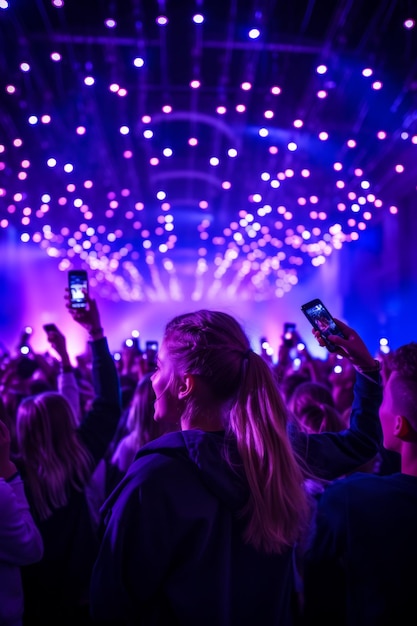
left=58, top=371, right=81, bottom=424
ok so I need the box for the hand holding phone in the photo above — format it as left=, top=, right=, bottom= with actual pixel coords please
left=301, top=298, right=345, bottom=353
left=68, top=270, right=89, bottom=309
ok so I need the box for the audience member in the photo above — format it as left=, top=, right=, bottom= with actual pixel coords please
left=90, top=309, right=382, bottom=625
left=302, top=339, right=417, bottom=625
left=14, top=290, right=121, bottom=626
left=0, top=418, right=43, bottom=626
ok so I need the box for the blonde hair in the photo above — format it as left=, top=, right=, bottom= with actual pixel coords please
left=164, top=310, right=310, bottom=554
left=16, top=392, right=94, bottom=520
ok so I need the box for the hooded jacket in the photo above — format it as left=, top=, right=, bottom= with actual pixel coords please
left=90, top=429, right=299, bottom=626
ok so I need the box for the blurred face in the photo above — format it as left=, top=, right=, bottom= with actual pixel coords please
left=151, top=341, right=181, bottom=423
left=379, top=373, right=399, bottom=452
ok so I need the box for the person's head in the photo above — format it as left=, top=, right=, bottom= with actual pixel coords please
left=289, top=381, right=334, bottom=418
left=16, top=392, right=94, bottom=519
left=152, top=309, right=311, bottom=554
left=151, top=310, right=252, bottom=428
left=296, top=403, right=345, bottom=435
left=380, top=342, right=417, bottom=453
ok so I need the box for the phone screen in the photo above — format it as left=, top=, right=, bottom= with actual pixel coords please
left=301, top=299, right=345, bottom=352
left=68, top=270, right=88, bottom=309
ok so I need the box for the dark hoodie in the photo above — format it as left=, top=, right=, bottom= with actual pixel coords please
left=90, top=429, right=299, bottom=626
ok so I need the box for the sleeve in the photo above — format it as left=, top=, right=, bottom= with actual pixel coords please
left=0, top=476, right=44, bottom=566
left=302, top=484, right=346, bottom=625
left=289, top=371, right=383, bottom=480
left=57, top=371, right=81, bottom=425
left=90, top=456, right=194, bottom=622
left=77, top=337, right=122, bottom=464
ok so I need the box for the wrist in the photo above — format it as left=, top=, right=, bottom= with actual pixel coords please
left=354, top=358, right=381, bottom=373
left=89, top=327, right=104, bottom=340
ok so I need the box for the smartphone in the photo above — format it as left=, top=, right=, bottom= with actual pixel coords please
left=43, top=323, right=59, bottom=333
left=283, top=322, right=296, bottom=347
left=301, top=298, right=345, bottom=352
left=68, top=270, right=88, bottom=309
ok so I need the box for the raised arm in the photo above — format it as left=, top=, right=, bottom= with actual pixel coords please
left=65, top=287, right=122, bottom=464
left=290, top=318, right=383, bottom=480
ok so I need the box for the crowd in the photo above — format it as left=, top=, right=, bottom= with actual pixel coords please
left=0, top=282, right=413, bottom=626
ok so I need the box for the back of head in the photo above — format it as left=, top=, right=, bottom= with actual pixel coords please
left=164, top=309, right=250, bottom=405
left=296, top=403, right=345, bottom=434
left=16, top=391, right=94, bottom=519
left=164, top=309, right=310, bottom=554
left=290, top=381, right=334, bottom=418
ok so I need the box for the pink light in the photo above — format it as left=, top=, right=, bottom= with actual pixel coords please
left=199, top=201, right=208, bottom=209
left=362, top=68, right=373, bottom=77
left=269, top=146, right=278, bottom=154
left=236, top=104, right=246, bottom=113
left=347, top=139, right=356, bottom=148
left=337, top=203, right=346, bottom=211
left=222, top=181, right=232, bottom=190
left=377, top=130, right=386, bottom=140
left=216, top=105, right=226, bottom=114
left=318, top=131, right=328, bottom=141
left=142, top=115, right=152, bottom=124
left=412, top=135, right=417, bottom=144
left=389, top=205, right=398, bottom=214
left=104, top=18, right=117, bottom=28
left=297, top=197, right=307, bottom=206
left=84, top=180, right=93, bottom=188
left=354, top=168, right=363, bottom=176
left=374, top=199, right=383, bottom=208
left=241, top=82, right=252, bottom=91
left=162, top=105, right=172, bottom=113
left=109, top=83, right=119, bottom=92
left=293, top=119, right=303, bottom=128
left=84, top=76, right=95, bottom=86
left=41, top=114, right=51, bottom=123
left=123, top=150, right=133, bottom=159
left=118, top=88, right=127, bottom=97
left=404, top=19, right=415, bottom=29
left=301, top=169, right=310, bottom=177
left=76, top=126, right=86, bottom=135
left=190, top=80, right=200, bottom=89
left=395, top=164, right=404, bottom=173
left=317, top=90, right=327, bottom=99
left=372, top=81, right=383, bottom=90
left=156, top=15, right=168, bottom=25
left=264, top=110, right=274, bottom=119
left=150, top=157, right=159, bottom=165
left=271, top=86, right=281, bottom=95
left=50, top=52, right=61, bottom=62
left=188, top=137, right=198, bottom=146
left=6, top=85, right=16, bottom=93
left=13, top=139, right=23, bottom=147
left=310, top=196, right=318, bottom=204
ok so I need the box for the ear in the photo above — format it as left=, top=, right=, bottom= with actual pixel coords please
left=177, top=373, right=196, bottom=400
left=393, top=415, right=411, bottom=440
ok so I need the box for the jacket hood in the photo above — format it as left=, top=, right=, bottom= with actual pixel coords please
left=135, top=429, right=249, bottom=512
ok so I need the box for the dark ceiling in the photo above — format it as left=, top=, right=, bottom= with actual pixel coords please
left=0, top=0, right=416, bottom=305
